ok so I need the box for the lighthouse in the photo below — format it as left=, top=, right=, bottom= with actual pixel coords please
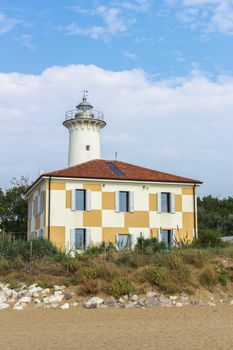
left=63, top=92, right=106, bottom=167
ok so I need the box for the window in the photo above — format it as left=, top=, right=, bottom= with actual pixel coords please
left=86, top=145, right=90, bottom=151
left=33, top=196, right=38, bottom=217
left=75, top=228, right=86, bottom=250
left=119, top=191, right=129, bottom=212
left=160, top=230, right=171, bottom=247
left=116, top=234, right=131, bottom=250
left=76, top=190, right=86, bottom=210
left=161, top=192, right=170, bottom=213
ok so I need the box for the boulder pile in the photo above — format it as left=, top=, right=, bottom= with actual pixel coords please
left=0, top=282, right=228, bottom=311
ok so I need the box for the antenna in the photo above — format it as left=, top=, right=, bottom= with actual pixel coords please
left=83, top=89, right=88, bottom=100
left=115, top=152, right=118, bottom=160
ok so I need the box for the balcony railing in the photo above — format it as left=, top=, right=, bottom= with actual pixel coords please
left=65, top=108, right=104, bottom=121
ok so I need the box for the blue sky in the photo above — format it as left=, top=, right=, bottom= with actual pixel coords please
left=1, top=0, right=233, bottom=77
left=0, top=0, right=233, bottom=196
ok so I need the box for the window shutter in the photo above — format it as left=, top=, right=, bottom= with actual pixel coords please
left=158, top=228, right=161, bottom=242
left=40, top=192, right=44, bottom=213
left=115, top=234, right=119, bottom=250
left=129, top=191, right=134, bottom=213
left=70, top=229, right=75, bottom=250
left=130, top=233, right=136, bottom=249
left=86, top=190, right=91, bottom=211
left=157, top=192, right=161, bottom=213
left=172, top=229, right=176, bottom=246
left=71, top=189, right=76, bottom=211
left=85, top=229, right=91, bottom=249
left=115, top=191, right=119, bottom=212
left=170, top=192, right=176, bottom=213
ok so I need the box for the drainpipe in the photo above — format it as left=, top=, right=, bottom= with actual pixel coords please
left=193, top=184, right=197, bottom=240
left=48, top=176, right=52, bottom=241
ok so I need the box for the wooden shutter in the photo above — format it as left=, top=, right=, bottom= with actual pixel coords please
left=85, top=229, right=91, bottom=249
left=115, top=234, right=119, bottom=250
left=86, top=190, right=91, bottom=211
left=115, top=191, right=119, bottom=212
left=172, top=229, right=176, bottom=246
left=157, top=192, right=161, bottom=213
left=70, top=229, right=75, bottom=250
left=71, top=189, right=76, bottom=211
left=129, top=191, right=134, bottom=213
left=170, top=192, right=176, bottom=213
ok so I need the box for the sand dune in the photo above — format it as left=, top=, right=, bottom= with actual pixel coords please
left=0, top=306, right=232, bottom=350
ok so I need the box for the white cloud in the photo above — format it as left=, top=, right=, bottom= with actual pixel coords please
left=65, top=1, right=148, bottom=40
left=169, top=0, right=233, bottom=35
left=18, top=34, right=35, bottom=50
left=0, top=13, right=21, bottom=34
left=122, top=50, right=136, bottom=60
left=0, top=64, right=233, bottom=197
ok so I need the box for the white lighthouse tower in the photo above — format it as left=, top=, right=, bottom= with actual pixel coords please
left=63, top=92, right=106, bottom=167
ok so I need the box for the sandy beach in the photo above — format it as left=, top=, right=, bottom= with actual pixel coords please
left=0, top=306, right=233, bottom=350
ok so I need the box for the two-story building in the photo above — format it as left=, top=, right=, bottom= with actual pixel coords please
left=25, top=93, right=202, bottom=250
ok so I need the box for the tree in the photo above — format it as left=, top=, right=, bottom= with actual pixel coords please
left=198, top=195, right=233, bottom=237
left=0, top=177, right=29, bottom=239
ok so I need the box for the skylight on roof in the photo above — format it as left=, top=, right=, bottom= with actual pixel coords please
left=107, top=163, right=125, bottom=176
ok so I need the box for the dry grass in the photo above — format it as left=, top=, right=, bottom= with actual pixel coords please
left=1, top=246, right=233, bottom=297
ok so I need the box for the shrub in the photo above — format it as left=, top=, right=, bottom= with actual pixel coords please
left=110, top=276, right=133, bottom=298
left=135, top=237, right=166, bottom=254
left=181, top=250, right=207, bottom=268
left=218, top=272, right=228, bottom=286
left=200, top=265, right=217, bottom=287
left=75, top=267, right=97, bottom=282
left=79, top=279, right=99, bottom=295
left=193, top=229, right=222, bottom=248
left=151, top=266, right=168, bottom=286
left=167, top=253, right=183, bottom=270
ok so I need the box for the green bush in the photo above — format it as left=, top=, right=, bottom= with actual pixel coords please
left=0, top=238, right=65, bottom=261
left=193, top=229, right=223, bottom=248
left=218, top=271, right=228, bottom=286
left=110, top=276, right=133, bottom=298
left=135, top=237, right=166, bottom=254
left=151, top=266, right=168, bottom=286
left=200, top=265, right=217, bottom=287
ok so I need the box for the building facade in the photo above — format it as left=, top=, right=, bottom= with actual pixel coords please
left=25, top=95, right=201, bottom=250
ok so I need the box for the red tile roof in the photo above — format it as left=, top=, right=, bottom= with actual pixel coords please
left=44, top=159, right=202, bottom=184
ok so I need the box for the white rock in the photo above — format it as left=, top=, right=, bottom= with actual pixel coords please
left=169, top=296, right=178, bottom=300
left=0, top=291, right=7, bottom=304
left=18, top=296, right=31, bottom=304
left=123, top=295, right=128, bottom=300
left=118, top=297, right=125, bottom=304
left=54, top=291, right=63, bottom=296
left=60, top=303, right=69, bottom=310
left=42, top=288, right=50, bottom=295
left=229, top=300, right=233, bottom=305
left=54, top=285, right=66, bottom=291
left=0, top=303, right=9, bottom=310
left=130, top=294, right=139, bottom=302
left=146, top=291, right=157, bottom=298
left=176, top=302, right=183, bottom=307
left=84, top=297, right=103, bottom=309
left=34, top=298, right=41, bottom=304
left=88, top=297, right=103, bottom=305
left=43, top=294, right=64, bottom=304
left=14, top=305, right=23, bottom=311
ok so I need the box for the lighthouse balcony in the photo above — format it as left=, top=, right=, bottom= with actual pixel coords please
left=65, top=108, right=104, bottom=122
